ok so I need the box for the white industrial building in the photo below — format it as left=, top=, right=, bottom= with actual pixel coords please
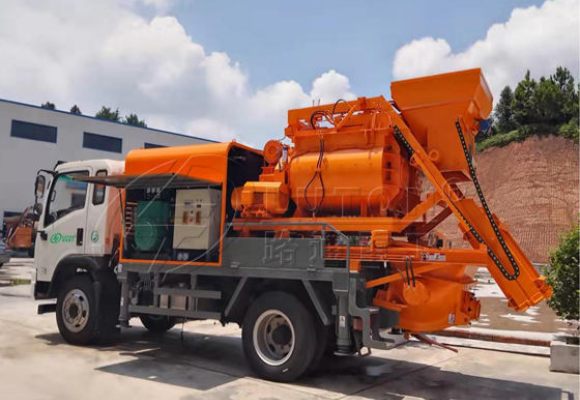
left=0, top=98, right=213, bottom=223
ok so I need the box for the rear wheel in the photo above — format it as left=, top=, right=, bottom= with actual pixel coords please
left=139, top=315, right=177, bottom=333
left=242, top=291, right=317, bottom=382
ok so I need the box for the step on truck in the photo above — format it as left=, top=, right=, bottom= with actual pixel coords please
left=32, top=69, right=552, bottom=382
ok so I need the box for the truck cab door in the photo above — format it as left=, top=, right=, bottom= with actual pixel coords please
left=34, top=167, right=91, bottom=282
left=84, top=169, right=122, bottom=257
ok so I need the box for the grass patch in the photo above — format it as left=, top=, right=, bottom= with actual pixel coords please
left=10, top=278, right=31, bottom=286
left=477, top=121, right=579, bottom=153
left=559, top=119, right=580, bottom=142
left=476, top=129, right=527, bottom=152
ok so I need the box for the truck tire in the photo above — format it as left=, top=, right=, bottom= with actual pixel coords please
left=98, top=271, right=121, bottom=343
left=56, top=275, right=99, bottom=345
left=242, top=291, right=317, bottom=382
left=139, top=315, right=177, bottom=333
left=308, top=322, right=331, bottom=373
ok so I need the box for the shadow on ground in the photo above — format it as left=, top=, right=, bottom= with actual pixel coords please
left=36, top=328, right=575, bottom=400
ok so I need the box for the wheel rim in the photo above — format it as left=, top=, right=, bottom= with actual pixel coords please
left=62, top=288, right=90, bottom=333
left=253, top=309, right=295, bottom=366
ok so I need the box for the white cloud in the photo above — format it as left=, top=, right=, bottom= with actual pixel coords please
left=392, top=0, right=579, bottom=100
left=310, top=70, right=356, bottom=104
left=184, top=118, right=236, bottom=143
left=124, top=0, right=175, bottom=13
left=248, top=81, right=310, bottom=133
left=5, top=0, right=573, bottom=145
left=0, top=0, right=356, bottom=146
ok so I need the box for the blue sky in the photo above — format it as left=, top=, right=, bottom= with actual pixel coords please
left=0, top=0, right=576, bottom=144
left=167, top=0, right=545, bottom=96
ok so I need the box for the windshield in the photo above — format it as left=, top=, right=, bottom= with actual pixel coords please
left=45, top=171, right=89, bottom=226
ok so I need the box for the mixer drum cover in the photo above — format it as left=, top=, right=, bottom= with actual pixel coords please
left=289, top=147, right=406, bottom=216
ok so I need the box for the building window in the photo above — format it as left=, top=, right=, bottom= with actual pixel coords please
left=11, top=120, right=57, bottom=143
left=144, top=142, right=166, bottom=149
left=83, top=132, right=122, bottom=153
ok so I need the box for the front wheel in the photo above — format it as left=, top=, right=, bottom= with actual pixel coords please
left=242, top=291, right=317, bottom=382
left=56, top=275, right=98, bottom=345
left=56, top=273, right=119, bottom=345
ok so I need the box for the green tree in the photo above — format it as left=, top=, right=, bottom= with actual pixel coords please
left=534, top=76, right=563, bottom=125
left=479, top=66, right=579, bottom=151
left=95, top=106, right=120, bottom=122
left=546, top=225, right=579, bottom=321
left=494, top=86, right=517, bottom=133
left=512, top=70, right=538, bottom=126
left=551, top=67, right=579, bottom=122
left=123, top=113, right=147, bottom=128
left=41, top=101, right=55, bottom=110
left=69, top=105, right=82, bottom=115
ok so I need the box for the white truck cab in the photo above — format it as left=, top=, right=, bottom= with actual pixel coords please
left=33, top=159, right=123, bottom=307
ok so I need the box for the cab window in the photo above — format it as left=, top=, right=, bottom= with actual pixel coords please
left=45, top=171, right=89, bottom=225
left=92, top=170, right=107, bottom=205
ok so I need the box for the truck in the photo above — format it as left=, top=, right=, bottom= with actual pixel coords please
left=32, top=69, right=552, bottom=382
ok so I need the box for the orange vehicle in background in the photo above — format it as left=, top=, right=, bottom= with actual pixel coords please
left=5, top=206, right=37, bottom=257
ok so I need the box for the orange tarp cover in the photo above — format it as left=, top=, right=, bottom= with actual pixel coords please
left=124, top=141, right=261, bottom=184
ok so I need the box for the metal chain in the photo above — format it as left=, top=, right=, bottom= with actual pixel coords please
left=455, top=120, right=519, bottom=280
left=393, top=126, right=414, bottom=157
left=393, top=124, right=519, bottom=280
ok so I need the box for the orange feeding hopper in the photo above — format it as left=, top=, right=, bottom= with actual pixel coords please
left=391, top=68, right=493, bottom=177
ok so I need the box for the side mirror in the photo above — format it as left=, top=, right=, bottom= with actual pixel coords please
left=32, top=203, right=43, bottom=221
left=35, top=175, right=46, bottom=200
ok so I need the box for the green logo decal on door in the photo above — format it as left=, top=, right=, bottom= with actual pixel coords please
left=91, top=231, right=99, bottom=243
left=49, top=232, right=75, bottom=244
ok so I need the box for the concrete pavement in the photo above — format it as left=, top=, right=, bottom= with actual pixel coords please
left=0, top=261, right=578, bottom=399
left=0, top=257, right=33, bottom=286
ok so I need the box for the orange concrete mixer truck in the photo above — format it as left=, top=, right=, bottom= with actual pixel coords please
left=31, top=69, right=551, bottom=381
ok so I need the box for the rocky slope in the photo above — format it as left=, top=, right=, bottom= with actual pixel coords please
left=437, top=135, right=579, bottom=263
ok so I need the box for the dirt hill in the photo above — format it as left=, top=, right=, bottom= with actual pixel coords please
left=437, top=135, right=579, bottom=263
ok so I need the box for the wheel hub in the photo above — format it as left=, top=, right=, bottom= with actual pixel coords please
left=62, top=288, right=90, bottom=333
left=68, top=303, right=79, bottom=319
left=271, top=324, right=291, bottom=345
left=253, top=310, right=295, bottom=366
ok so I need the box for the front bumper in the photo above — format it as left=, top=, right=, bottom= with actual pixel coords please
left=33, top=280, right=52, bottom=300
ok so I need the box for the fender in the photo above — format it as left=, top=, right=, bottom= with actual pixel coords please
left=43, top=254, right=113, bottom=298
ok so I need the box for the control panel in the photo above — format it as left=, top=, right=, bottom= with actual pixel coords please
left=173, top=189, right=221, bottom=250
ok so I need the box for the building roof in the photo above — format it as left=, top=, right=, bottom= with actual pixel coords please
left=0, top=97, right=217, bottom=144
